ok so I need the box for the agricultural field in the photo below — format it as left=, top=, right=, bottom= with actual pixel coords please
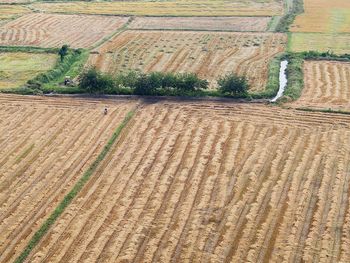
left=30, top=0, right=283, bottom=17
left=128, top=17, right=271, bottom=32
left=0, top=0, right=32, bottom=3
left=0, top=13, right=129, bottom=48
left=289, top=0, right=350, bottom=54
left=291, top=60, right=350, bottom=111
left=291, top=0, right=350, bottom=33
left=0, top=94, right=137, bottom=262
left=21, top=100, right=350, bottom=262
left=88, top=30, right=287, bottom=91
left=288, top=33, right=350, bottom=54
left=0, top=52, right=57, bottom=89
left=0, top=5, right=30, bottom=20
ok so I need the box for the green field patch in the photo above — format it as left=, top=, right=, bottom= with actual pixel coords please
left=0, top=52, right=57, bottom=89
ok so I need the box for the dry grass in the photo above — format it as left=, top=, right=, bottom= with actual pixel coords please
left=0, top=52, right=57, bottom=89
left=128, top=16, right=271, bottom=32
left=21, top=100, right=350, bottom=263
left=0, top=13, right=129, bottom=48
left=88, top=30, right=287, bottom=91
left=30, top=0, right=283, bottom=17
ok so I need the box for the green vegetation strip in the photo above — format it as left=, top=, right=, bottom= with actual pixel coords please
left=0, top=46, right=58, bottom=54
left=296, top=107, right=350, bottom=115
left=15, top=109, right=136, bottom=263
left=275, top=0, right=303, bottom=32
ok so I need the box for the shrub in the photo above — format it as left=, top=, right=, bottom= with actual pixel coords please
left=218, top=73, right=249, bottom=97
left=79, top=68, right=114, bottom=94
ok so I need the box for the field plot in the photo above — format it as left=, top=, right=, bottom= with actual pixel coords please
left=0, top=52, right=57, bottom=89
left=128, top=17, right=271, bottom=32
left=0, top=13, right=129, bottom=48
left=291, top=0, right=350, bottom=33
left=0, top=94, right=137, bottom=263
left=30, top=0, right=283, bottom=17
left=291, top=60, right=350, bottom=111
left=288, top=33, right=350, bottom=54
left=289, top=0, right=350, bottom=54
left=0, top=5, right=30, bottom=20
left=89, top=31, right=287, bottom=91
left=25, top=101, right=350, bottom=263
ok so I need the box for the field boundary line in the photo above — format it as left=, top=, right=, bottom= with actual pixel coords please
left=90, top=16, right=133, bottom=50
left=14, top=107, right=138, bottom=263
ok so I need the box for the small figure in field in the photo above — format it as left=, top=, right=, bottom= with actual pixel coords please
left=104, top=107, right=108, bottom=115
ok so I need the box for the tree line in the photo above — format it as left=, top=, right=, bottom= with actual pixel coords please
left=79, top=68, right=250, bottom=97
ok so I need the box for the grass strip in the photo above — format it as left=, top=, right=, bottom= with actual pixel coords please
left=275, top=0, right=304, bottom=32
left=14, top=109, right=136, bottom=263
left=295, top=107, right=350, bottom=115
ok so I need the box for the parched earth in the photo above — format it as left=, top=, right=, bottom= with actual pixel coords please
left=19, top=99, right=350, bottom=263
left=0, top=95, right=137, bottom=263
left=88, top=30, right=287, bottom=91
left=291, top=60, right=350, bottom=111
left=0, top=13, right=129, bottom=48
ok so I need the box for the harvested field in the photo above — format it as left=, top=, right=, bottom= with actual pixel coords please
left=128, top=17, right=271, bottom=32
left=0, top=5, right=30, bottom=20
left=88, top=30, right=287, bottom=91
left=291, top=0, right=350, bottom=33
left=291, top=60, right=350, bottom=111
left=30, top=0, right=283, bottom=17
left=0, top=52, right=57, bottom=89
left=0, top=94, right=137, bottom=263
left=288, top=33, right=350, bottom=54
left=0, top=13, right=129, bottom=48
left=25, top=100, right=350, bottom=262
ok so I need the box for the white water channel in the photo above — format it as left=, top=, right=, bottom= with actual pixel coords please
left=270, top=60, right=288, bottom=102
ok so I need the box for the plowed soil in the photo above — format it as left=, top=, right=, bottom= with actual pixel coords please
left=0, top=94, right=137, bottom=263
left=0, top=13, right=129, bottom=48
left=291, top=60, right=350, bottom=111
left=25, top=100, right=350, bottom=263
left=88, top=30, right=287, bottom=91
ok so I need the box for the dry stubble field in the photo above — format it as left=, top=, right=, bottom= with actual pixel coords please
left=30, top=0, right=283, bottom=17
left=20, top=100, right=350, bottom=263
left=88, top=30, right=287, bottom=91
left=0, top=95, right=137, bottom=262
left=0, top=13, right=129, bottom=48
left=128, top=16, right=271, bottom=32
left=291, top=60, right=350, bottom=111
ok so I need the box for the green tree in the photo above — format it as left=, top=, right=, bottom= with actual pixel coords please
left=218, top=73, right=249, bottom=96
left=58, top=45, right=69, bottom=62
left=79, top=68, right=114, bottom=94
